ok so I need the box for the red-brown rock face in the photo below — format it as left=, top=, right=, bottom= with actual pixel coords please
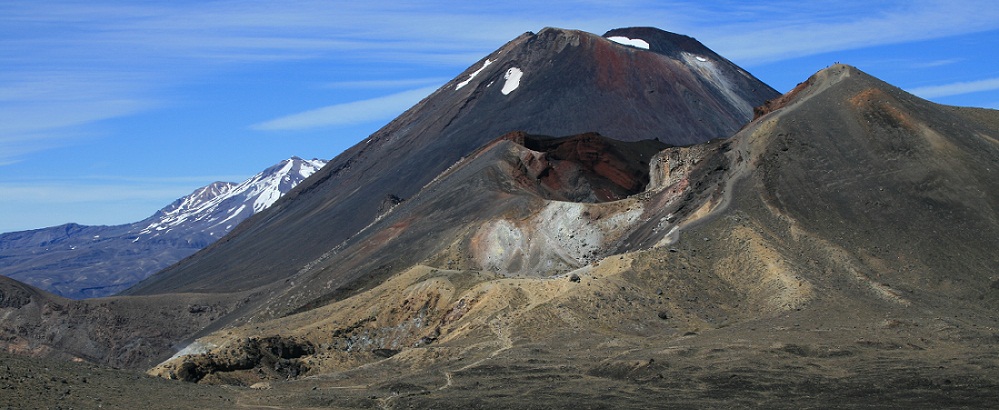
left=499, top=131, right=665, bottom=202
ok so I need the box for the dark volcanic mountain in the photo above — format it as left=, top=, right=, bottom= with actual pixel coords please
left=0, top=157, right=326, bottom=299
left=2, top=25, right=998, bottom=407
left=126, top=26, right=778, bottom=297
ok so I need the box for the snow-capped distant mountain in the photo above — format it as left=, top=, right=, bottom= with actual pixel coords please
left=0, top=156, right=327, bottom=299
left=138, top=157, right=327, bottom=240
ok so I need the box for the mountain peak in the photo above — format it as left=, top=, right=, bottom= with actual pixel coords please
left=522, top=26, right=719, bottom=63
left=284, top=155, right=322, bottom=163
left=603, top=27, right=710, bottom=56
left=141, top=157, right=328, bottom=239
left=802, top=63, right=862, bottom=90
left=753, top=64, right=894, bottom=120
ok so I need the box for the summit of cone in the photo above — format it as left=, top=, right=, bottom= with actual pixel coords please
left=604, top=27, right=719, bottom=56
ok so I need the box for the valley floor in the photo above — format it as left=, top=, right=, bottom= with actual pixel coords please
left=6, top=322, right=999, bottom=409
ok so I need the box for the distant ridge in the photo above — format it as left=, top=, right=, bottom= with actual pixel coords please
left=0, top=156, right=327, bottom=299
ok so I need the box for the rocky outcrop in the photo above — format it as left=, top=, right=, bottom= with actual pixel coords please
left=0, top=286, right=32, bottom=309
left=166, top=336, right=315, bottom=384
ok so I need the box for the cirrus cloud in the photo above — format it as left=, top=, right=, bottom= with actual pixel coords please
left=908, top=77, right=999, bottom=99
left=250, top=86, right=439, bottom=131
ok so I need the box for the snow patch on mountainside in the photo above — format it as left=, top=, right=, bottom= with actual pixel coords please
left=501, top=68, right=523, bottom=95
left=456, top=59, right=493, bottom=90
left=607, top=36, right=650, bottom=49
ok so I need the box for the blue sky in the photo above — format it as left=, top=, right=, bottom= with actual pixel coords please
left=2, top=0, right=998, bottom=233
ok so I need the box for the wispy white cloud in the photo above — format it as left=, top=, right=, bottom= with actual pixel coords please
left=910, top=59, right=963, bottom=69
left=0, top=95, right=152, bottom=164
left=251, top=86, right=439, bottom=131
left=324, top=77, right=451, bottom=89
left=0, top=132, right=78, bottom=166
left=700, top=0, right=999, bottom=64
left=0, top=98, right=150, bottom=135
left=908, top=77, right=999, bottom=99
left=0, top=68, right=159, bottom=164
